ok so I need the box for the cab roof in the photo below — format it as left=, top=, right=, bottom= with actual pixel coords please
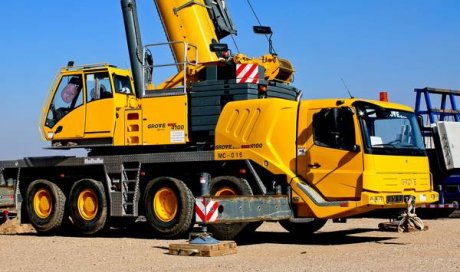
left=60, top=63, right=131, bottom=76
left=301, top=98, right=414, bottom=112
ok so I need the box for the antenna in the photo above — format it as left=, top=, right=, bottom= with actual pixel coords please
left=340, top=78, right=354, bottom=99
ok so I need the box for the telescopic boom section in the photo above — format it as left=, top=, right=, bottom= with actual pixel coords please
left=154, top=0, right=236, bottom=66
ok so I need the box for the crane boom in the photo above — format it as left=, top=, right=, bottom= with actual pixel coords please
left=121, top=0, right=237, bottom=93
left=152, top=0, right=295, bottom=84
left=154, top=0, right=236, bottom=65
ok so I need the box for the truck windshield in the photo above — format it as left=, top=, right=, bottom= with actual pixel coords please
left=355, top=102, right=425, bottom=156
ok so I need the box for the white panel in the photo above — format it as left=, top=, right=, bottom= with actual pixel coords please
left=437, top=121, right=460, bottom=170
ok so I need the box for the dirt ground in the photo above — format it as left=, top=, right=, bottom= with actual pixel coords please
left=1, top=217, right=459, bottom=272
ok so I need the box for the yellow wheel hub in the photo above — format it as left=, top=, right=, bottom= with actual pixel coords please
left=215, top=186, right=237, bottom=196
left=153, top=187, right=178, bottom=222
left=77, top=189, right=98, bottom=221
left=33, top=188, right=53, bottom=219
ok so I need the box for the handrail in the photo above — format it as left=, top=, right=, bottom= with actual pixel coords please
left=143, top=41, right=198, bottom=93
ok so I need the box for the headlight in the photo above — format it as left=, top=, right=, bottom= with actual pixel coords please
left=420, top=194, right=427, bottom=202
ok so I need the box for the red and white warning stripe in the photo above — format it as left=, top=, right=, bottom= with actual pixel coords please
left=195, top=197, right=219, bottom=223
left=236, top=63, right=259, bottom=84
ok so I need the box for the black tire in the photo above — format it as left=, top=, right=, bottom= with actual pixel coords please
left=26, top=179, right=66, bottom=233
left=68, top=179, right=108, bottom=235
left=143, top=177, right=194, bottom=238
left=207, top=176, right=254, bottom=240
left=279, top=219, right=327, bottom=235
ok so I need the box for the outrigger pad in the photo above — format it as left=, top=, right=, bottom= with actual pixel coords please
left=378, top=196, right=428, bottom=232
left=169, top=241, right=237, bottom=257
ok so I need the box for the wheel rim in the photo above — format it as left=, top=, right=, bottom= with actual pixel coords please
left=77, top=189, right=98, bottom=221
left=215, top=186, right=237, bottom=196
left=33, top=188, right=53, bottom=219
left=153, top=187, right=178, bottom=222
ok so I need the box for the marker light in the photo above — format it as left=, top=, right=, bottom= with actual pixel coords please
left=259, top=85, right=267, bottom=92
left=379, top=91, right=388, bottom=102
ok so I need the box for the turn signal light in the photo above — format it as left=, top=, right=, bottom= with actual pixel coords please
left=369, top=196, right=384, bottom=204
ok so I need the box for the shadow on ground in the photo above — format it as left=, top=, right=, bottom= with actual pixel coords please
left=235, top=228, right=399, bottom=246
left=13, top=223, right=400, bottom=246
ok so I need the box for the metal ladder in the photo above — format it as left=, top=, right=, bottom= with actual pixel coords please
left=121, top=162, right=141, bottom=216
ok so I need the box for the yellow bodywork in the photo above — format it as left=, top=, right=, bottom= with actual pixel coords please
left=141, top=94, right=189, bottom=145
left=215, top=98, right=438, bottom=219
left=154, top=0, right=219, bottom=65
left=40, top=64, right=189, bottom=147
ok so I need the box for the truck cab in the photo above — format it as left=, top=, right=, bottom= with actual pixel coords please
left=298, top=99, right=436, bottom=217
left=40, top=64, right=140, bottom=147
left=215, top=98, right=438, bottom=220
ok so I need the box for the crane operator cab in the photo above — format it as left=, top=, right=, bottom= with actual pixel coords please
left=40, top=63, right=139, bottom=148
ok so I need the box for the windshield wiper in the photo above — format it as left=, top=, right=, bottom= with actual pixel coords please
left=396, top=143, right=423, bottom=149
left=371, top=143, right=397, bottom=148
left=372, top=143, right=424, bottom=152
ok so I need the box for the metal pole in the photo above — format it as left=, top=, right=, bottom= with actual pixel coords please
left=189, top=172, right=219, bottom=244
left=121, top=0, right=145, bottom=98
left=200, top=172, right=211, bottom=196
left=199, top=172, right=211, bottom=234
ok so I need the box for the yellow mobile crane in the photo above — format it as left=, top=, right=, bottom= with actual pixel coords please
left=0, top=0, right=437, bottom=239
left=41, top=0, right=294, bottom=148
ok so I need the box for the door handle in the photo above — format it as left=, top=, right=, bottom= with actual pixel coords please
left=308, top=162, right=321, bottom=169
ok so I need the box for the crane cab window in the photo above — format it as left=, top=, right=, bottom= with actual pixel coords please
left=86, top=72, right=113, bottom=102
left=313, top=107, right=356, bottom=151
left=45, top=75, right=83, bottom=128
left=113, top=75, right=133, bottom=95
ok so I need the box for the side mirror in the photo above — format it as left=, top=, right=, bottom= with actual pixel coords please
left=253, top=26, right=276, bottom=55
left=253, top=26, right=272, bottom=35
left=210, top=43, right=229, bottom=59
left=210, top=43, right=228, bottom=53
left=350, top=145, right=361, bottom=152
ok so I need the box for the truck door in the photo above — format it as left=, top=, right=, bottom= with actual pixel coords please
left=84, top=72, right=115, bottom=139
left=305, top=107, right=364, bottom=200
